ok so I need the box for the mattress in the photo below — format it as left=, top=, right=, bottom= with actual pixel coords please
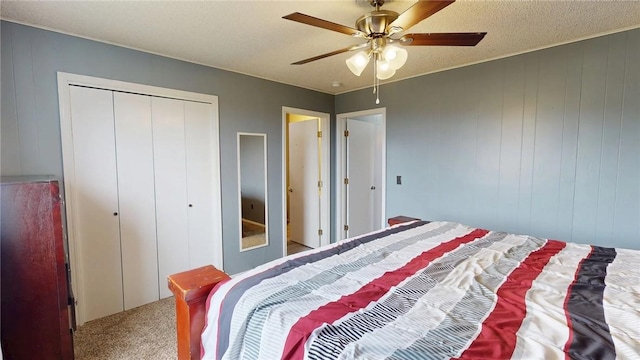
left=201, top=221, right=640, bottom=360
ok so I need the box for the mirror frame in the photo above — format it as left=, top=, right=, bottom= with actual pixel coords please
left=237, top=132, right=269, bottom=252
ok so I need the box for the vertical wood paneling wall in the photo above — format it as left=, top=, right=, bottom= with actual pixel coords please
left=337, top=29, right=639, bottom=249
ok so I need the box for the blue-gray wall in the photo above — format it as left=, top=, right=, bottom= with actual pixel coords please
left=337, top=29, right=639, bottom=250
left=0, top=21, right=334, bottom=275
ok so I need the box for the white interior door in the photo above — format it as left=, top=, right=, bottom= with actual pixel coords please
left=346, top=118, right=377, bottom=238
left=69, top=86, right=123, bottom=322
left=336, top=109, right=386, bottom=242
left=151, top=97, right=190, bottom=299
left=113, top=92, right=160, bottom=309
left=288, top=119, right=320, bottom=248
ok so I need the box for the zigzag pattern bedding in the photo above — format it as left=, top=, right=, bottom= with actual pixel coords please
left=201, top=221, right=640, bottom=360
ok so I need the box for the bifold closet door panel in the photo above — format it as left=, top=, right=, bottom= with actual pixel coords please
left=184, top=101, right=217, bottom=269
left=113, top=92, right=160, bottom=310
left=68, top=86, right=124, bottom=322
left=151, top=97, right=190, bottom=299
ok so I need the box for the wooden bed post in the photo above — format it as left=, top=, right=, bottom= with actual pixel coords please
left=168, top=265, right=230, bottom=360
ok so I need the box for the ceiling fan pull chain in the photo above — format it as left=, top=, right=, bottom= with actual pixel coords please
left=373, top=56, right=377, bottom=94
left=373, top=55, right=380, bottom=104
left=376, top=74, right=380, bottom=104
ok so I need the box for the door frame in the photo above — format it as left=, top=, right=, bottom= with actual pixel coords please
left=335, top=108, right=387, bottom=241
left=281, top=107, right=331, bottom=256
left=57, top=72, right=222, bottom=325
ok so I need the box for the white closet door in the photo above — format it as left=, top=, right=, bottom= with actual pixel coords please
left=152, top=97, right=190, bottom=299
left=69, top=86, right=123, bottom=322
left=184, top=101, right=217, bottom=269
left=113, top=92, right=159, bottom=309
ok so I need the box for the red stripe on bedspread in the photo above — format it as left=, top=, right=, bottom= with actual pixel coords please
left=281, top=228, right=490, bottom=359
left=454, top=240, right=566, bottom=360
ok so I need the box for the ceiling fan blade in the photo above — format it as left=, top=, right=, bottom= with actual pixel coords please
left=401, top=32, right=486, bottom=46
left=291, top=45, right=362, bottom=65
left=390, top=1, right=455, bottom=32
left=292, top=43, right=368, bottom=65
left=283, top=12, right=363, bottom=37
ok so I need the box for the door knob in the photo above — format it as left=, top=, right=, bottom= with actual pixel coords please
left=288, top=188, right=293, bottom=193
left=370, top=186, right=376, bottom=190
left=188, top=204, right=193, bottom=207
left=113, top=212, right=118, bottom=216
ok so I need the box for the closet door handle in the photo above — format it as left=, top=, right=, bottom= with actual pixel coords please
left=113, top=212, right=118, bottom=216
left=188, top=204, right=193, bottom=208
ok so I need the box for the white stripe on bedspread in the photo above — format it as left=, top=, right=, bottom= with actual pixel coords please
left=603, top=248, right=640, bottom=360
left=511, top=243, right=591, bottom=360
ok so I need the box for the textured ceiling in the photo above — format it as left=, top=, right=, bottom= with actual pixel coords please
left=2, top=1, right=639, bottom=94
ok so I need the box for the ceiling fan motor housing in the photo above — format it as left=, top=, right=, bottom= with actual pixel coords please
left=369, top=0, right=385, bottom=8
left=356, top=10, right=399, bottom=38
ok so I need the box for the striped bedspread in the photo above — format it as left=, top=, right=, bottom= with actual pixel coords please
left=201, top=221, right=640, bottom=360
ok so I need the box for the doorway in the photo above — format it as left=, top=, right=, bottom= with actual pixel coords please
left=336, top=108, right=386, bottom=241
left=282, top=107, right=330, bottom=256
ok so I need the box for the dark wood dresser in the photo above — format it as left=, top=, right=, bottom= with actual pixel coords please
left=1, top=176, right=74, bottom=359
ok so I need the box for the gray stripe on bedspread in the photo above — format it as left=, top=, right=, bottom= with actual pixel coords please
left=386, top=236, right=546, bottom=360
left=232, top=222, right=458, bottom=360
left=216, top=220, right=429, bottom=359
left=566, top=246, right=617, bottom=360
left=306, top=231, right=509, bottom=360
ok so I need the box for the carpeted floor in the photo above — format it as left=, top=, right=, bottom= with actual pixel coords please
left=74, top=297, right=176, bottom=359
left=241, top=219, right=267, bottom=249
left=287, top=241, right=312, bottom=255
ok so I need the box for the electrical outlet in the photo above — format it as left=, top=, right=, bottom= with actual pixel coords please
left=396, top=176, right=402, bottom=185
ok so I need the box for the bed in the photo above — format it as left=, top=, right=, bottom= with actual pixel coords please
left=168, top=219, right=640, bottom=360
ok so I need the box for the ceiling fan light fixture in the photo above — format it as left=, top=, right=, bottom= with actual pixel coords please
left=376, top=59, right=396, bottom=80
left=382, top=45, right=408, bottom=70
left=346, top=51, right=371, bottom=76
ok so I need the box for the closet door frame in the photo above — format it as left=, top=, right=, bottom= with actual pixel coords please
left=57, top=72, right=222, bottom=325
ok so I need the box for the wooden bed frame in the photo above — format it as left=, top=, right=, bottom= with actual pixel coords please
left=168, top=265, right=230, bottom=360
left=167, top=215, right=421, bottom=360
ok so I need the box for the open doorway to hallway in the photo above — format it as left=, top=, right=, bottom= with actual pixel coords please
left=282, top=107, right=330, bottom=256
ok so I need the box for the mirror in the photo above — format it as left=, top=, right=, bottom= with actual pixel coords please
left=238, top=133, right=268, bottom=251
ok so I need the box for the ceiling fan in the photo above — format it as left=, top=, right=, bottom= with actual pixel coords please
left=283, top=0, right=486, bottom=102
